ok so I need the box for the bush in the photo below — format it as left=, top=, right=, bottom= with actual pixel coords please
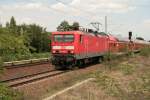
left=128, top=72, right=150, bottom=99
left=0, top=57, right=3, bottom=73
left=104, top=52, right=117, bottom=61
left=2, top=52, right=50, bottom=62
left=31, top=52, right=50, bottom=59
left=140, top=47, right=150, bottom=57
left=0, top=84, right=23, bottom=100
left=93, top=72, right=123, bottom=97
left=103, top=52, right=122, bottom=70
left=119, top=63, right=135, bottom=75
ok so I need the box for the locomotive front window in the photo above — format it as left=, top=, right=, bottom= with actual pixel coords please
left=64, top=35, right=74, bottom=42
left=54, top=34, right=74, bottom=42
left=54, top=35, right=64, bottom=42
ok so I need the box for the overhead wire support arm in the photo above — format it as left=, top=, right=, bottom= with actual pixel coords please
left=90, top=22, right=102, bottom=32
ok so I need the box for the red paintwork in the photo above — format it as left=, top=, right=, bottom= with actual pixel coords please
left=108, top=35, right=118, bottom=52
left=51, top=31, right=149, bottom=60
left=51, top=31, right=109, bottom=59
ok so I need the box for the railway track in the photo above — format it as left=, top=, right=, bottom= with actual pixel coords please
left=1, top=51, right=140, bottom=88
left=2, top=70, right=68, bottom=87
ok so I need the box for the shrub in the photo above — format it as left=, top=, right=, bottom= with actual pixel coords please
left=128, top=72, right=150, bottom=99
left=0, top=57, right=3, bottom=73
left=93, top=72, right=124, bottom=97
left=119, top=63, right=135, bottom=75
left=104, top=52, right=117, bottom=61
left=140, top=47, right=150, bottom=57
left=0, top=84, right=23, bottom=100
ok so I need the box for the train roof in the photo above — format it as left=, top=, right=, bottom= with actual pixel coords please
left=52, top=31, right=82, bottom=34
left=52, top=31, right=108, bottom=37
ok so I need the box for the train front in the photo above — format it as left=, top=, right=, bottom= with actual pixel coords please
left=51, top=31, right=76, bottom=69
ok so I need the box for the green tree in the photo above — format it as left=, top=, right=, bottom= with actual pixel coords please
left=23, top=24, right=49, bottom=53
left=9, top=16, right=17, bottom=35
left=0, top=17, right=50, bottom=61
left=6, top=22, right=9, bottom=28
left=72, top=22, right=79, bottom=30
left=0, top=33, right=31, bottom=61
left=57, top=20, right=70, bottom=31
left=10, top=16, right=16, bottom=28
left=57, top=21, right=80, bottom=31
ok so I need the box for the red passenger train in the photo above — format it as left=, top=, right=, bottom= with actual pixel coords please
left=50, top=30, right=149, bottom=69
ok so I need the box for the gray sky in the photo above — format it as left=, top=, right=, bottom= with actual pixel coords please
left=0, top=0, right=150, bottom=40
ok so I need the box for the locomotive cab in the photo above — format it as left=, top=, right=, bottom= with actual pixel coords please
left=51, top=31, right=109, bottom=69
left=51, top=31, right=77, bottom=68
left=52, top=34, right=74, bottom=54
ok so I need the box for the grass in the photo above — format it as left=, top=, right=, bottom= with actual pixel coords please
left=95, top=48, right=150, bottom=99
left=140, top=47, right=150, bottom=57
left=0, top=84, right=23, bottom=100
left=51, top=47, right=150, bottom=100
left=0, top=57, right=3, bottom=74
left=93, top=72, right=123, bottom=97
left=128, top=72, right=150, bottom=100
left=2, top=52, right=50, bottom=62
left=44, top=72, right=92, bottom=99
left=119, top=63, right=135, bottom=75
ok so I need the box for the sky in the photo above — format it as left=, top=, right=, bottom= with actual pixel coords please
left=0, top=0, right=150, bottom=40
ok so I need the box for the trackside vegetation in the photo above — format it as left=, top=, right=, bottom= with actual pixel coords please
left=0, top=16, right=51, bottom=100
left=0, top=58, right=23, bottom=100
left=92, top=47, right=150, bottom=100
left=139, top=47, right=150, bottom=57
left=0, top=16, right=51, bottom=62
left=0, top=84, right=23, bottom=100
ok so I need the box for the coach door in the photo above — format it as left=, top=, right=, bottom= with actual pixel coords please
left=84, top=36, right=88, bottom=58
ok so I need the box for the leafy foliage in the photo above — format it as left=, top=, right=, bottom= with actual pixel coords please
left=119, top=63, right=135, bottom=75
left=140, top=47, right=150, bottom=57
left=0, top=57, right=3, bottom=73
left=0, top=84, right=23, bottom=100
left=72, top=22, right=80, bottom=30
left=57, top=20, right=80, bottom=31
left=0, top=16, right=51, bottom=62
left=57, top=20, right=70, bottom=31
left=0, top=33, right=31, bottom=61
left=0, top=16, right=52, bottom=100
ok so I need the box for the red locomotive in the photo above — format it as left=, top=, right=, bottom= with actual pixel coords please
left=51, top=30, right=149, bottom=69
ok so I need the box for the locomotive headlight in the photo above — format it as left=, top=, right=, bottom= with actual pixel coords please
left=71, top=51, right=74, bottom=53
left=52, top=50, right=56, bottom=53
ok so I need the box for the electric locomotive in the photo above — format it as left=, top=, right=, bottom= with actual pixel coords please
left=51, top=31, right=110, bottom=69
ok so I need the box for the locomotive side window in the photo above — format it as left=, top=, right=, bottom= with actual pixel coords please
left=54, top=34, right=74, bottom=42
